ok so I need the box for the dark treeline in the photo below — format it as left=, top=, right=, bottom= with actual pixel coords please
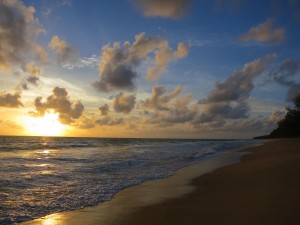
left=255, top=94, right=300, bottom=139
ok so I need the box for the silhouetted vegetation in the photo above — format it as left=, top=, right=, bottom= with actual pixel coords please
left=268, top=94, right=300, bottom=138
left=254, top=94, right=300, bottom=139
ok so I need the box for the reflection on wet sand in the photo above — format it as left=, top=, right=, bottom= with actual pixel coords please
left=42, top=214, right=61, bottom=225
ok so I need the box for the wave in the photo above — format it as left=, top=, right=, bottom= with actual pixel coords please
left=0, top=137, right=261, bottom=225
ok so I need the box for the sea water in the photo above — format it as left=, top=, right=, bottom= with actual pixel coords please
left=0, top=136, right=260, bottom=224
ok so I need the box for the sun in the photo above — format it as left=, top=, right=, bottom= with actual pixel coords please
left=23, top=110, right=66, bottom=136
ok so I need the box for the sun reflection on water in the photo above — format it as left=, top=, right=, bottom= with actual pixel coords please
left=42, top=150, right=50, bottom=154
left=37, top=163, right=50, bottom=167
left=36, top=149, right=56, bottom=159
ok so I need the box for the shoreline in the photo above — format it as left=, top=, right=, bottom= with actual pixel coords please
left=122, top=139, right=300, bottom=225
left=20, top=142, right=254, bottom=225
left=20, top=139, right=300, bottom=225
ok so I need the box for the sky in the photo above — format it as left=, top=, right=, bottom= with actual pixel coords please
left=0, top=0, right=300, bottom=139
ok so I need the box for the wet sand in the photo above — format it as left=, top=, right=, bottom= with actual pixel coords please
left=20, top=139, right=300, bottom=225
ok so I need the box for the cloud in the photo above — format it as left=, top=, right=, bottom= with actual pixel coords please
left=93, top=32, right=188, bottom=92
left=0, top=92, right=23, bottom=108
left=26, top=75, right=40, bottom=87
left=76, top=115, right=124, bottom=129
left=99, top=104, right=109, bottom=116
left=194, top=119, right=265, bottom=133
left=140, top=85, right=198, bottom=125
left=200, top=101, right=250, bottom=123
left=113, top=92, right=136, bottom=114
left=0, top=120, right=23, bottom=130
left=147, top=42, right=189, bottom=81
left=23, top=62, right=43, bottom=77
left=0, top=0, right=47, bottom=73
left=158, top=95, right=198, bottom=123
left=267, top=110, right=286, bottom=124
left=205, top=53, right=277, bottom=103
left=43, top=0, right=71, bottom=17
left=35, top=44, right=49, bottom=65
left=266, top=59, right=300, bottom=100
left=273, top=60, right=300, bottom=101
left=96, top=117, right=124, bottom=126
left=270, top=60, right=300, bottom=86
left=16, top=62, right=43, bottom=90
left=191, top=112, right=282, bottom=135
left=49, top=35, right=79, bottom=65
left=31, top=87, right=84, bottom=124
left=133, top=0, right=192, bottom=19
left=62, top=55, right=98, bottom=70
left=76, top=117, right=96, bottom=129
left=228, top=118, right=270, bottom=132
left=226, top=110, right=286, bottom=133
left=140, top=85, right=183, bottom=110
left=24, top=62, right=43, bottom=86
left=239, top=19, right=285, bottom=44
left=195, top=54, right=276, bottom=124
left=286, top=84, right=300, bottom=101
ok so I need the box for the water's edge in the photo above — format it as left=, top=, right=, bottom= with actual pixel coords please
left=1, top=137, right=261, bottom=224
left=20, top=143, right=258, bottom=225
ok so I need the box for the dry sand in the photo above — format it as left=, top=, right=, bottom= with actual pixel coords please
left=21, top=139, right=300, bottom=225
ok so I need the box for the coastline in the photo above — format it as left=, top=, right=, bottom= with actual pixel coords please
left=20, top=142, right=252, bottom=225
left=122, top=139, right=300, bottom=225
left=20, top=139, right=300, bottom=225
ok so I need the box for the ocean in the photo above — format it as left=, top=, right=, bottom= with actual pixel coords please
left=0, top=136, right=260, bottom=224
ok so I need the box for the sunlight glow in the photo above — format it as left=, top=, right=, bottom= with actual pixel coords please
left=42, top=150, right=50, bottom=154
left=41, top=213, right=62, bottom=225
left=23, top=110, right=65, bottom=136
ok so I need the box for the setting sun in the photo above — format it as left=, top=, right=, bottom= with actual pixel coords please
left=23, top=110, right=65, bottom=136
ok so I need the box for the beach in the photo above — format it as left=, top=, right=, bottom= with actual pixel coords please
left=122, top=139, right=300, bottom=225
left=1, top=137, right=253, bottom=224
left=20, top=139, right=300, bottom=225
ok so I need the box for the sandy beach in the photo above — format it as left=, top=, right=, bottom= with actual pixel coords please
left=123, top=139, right=300, bottom=225
left=20, top=139, right=300, bottom=225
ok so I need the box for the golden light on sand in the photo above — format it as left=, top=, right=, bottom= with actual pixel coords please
left=41, top=214, right=62, bottom=225
left=23, top=110, right=65, bottom=136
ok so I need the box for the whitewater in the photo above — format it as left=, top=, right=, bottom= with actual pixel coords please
left=0, top=136, right=260, bottom=224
